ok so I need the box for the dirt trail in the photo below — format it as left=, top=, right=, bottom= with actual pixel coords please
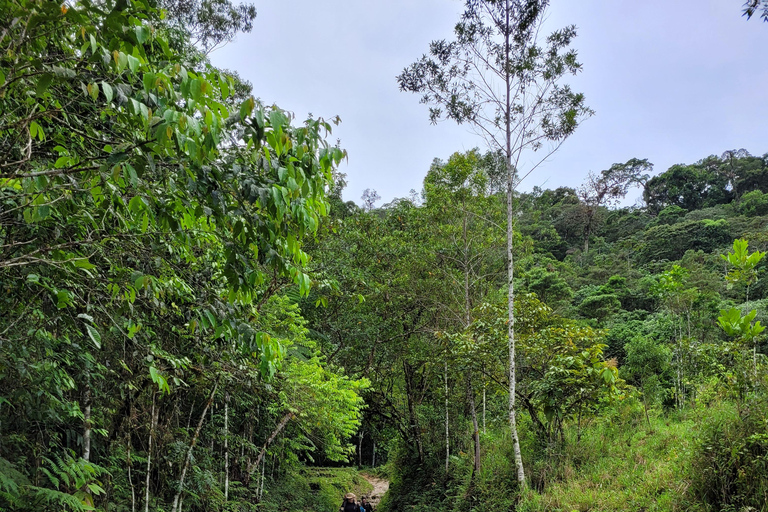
left=360, top=473, right=390, bottom=509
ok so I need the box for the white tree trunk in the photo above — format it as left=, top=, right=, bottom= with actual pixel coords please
left=507, top=183, right=525, bottom=486
left=505, top=0, right=525, bottom=486
left=144, top=392, right=157, bottom=512
left=467, top=378, right=481, bottom=475
left=224, top=393, right=229, bottom=502
left=82, top=386, right=91, bottom=462
left=445, top=360, right=449, bottom=474
left=482, top=384, right=486, bottom=435
left=259, top=456, right=266, bottom=501
left=358, top=431, right=364, bottom=467
left=128, top=439, right=136, bottom=512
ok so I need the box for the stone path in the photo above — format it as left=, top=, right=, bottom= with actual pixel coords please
left=360, top=472, right=390, bottom=509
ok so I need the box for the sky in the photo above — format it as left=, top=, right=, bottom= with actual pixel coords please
left=209, top=1, right=768, bottom=207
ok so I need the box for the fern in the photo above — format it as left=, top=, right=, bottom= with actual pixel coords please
left=0, top=457, right=28, bottom=508
left=27, top=485, right=95, bottom=511
left=0, top=450, right=110, bottom=512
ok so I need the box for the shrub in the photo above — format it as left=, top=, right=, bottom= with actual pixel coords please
left=690, top=398, right=768, bottom=510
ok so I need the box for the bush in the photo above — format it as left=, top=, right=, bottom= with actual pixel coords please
left=737, top=190, right=768, bottom=217
left=690, top=398, right=768, bottom=510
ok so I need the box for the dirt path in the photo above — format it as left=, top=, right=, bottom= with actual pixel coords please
left=360, top=473, right=390, bottom=509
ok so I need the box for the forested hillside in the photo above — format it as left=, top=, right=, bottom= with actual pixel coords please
left=304, top=148, right=768, bottom=512
left=2, top=1, right=768, bottom=512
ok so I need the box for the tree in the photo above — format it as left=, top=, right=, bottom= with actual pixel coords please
left=719, top=239, right=767, bottom=380
left=578, top=158, right=652, bottom=254
left=398, top=0, right=593, bottom=486
left=160, top=0, right=258, bottom=53
left=743, top=0, right=768, bottom=21
left=361, top=188, right=381, bottom=211
left=643, top=164, right=730, bottom=214
left=424, top=150, right=506, bottom=476
left=0, top=0, right=352, bottom=509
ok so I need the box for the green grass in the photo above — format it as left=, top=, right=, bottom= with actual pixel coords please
left=381, top=397, right=746, bottom=512
left=258, top=467, right=372, bottom=512
left=516, top=399, right=716, bottom=512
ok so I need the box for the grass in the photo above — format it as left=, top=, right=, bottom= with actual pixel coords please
left=259, top=467, right=372, bottom=512
left=381, top=396, right=740, bottom=512
left=516, top=398, right=716, bottom=512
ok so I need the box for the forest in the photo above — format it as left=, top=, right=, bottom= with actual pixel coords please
left=1, top=0, right=767, bottom=511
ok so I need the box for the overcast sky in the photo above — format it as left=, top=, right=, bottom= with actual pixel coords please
left=209, top=1, right=768, bottom=207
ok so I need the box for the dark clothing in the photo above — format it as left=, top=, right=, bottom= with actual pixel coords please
left=362, top=503, right=373, bottom=512
left=341, top=501, right=358, bottom=512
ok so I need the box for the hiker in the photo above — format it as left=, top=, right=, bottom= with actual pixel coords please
left=340, top=492, right=359, bottom=512
left=360, top=496, right=373, bottom=512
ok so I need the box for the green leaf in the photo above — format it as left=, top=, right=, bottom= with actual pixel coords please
left=129, top=98, right=141, bottom=115
left=85, top=324, right=101, bottom=349
left=74, top=258, right=96, bottom=270
left=142, top=72, right=155, bottom=92
left=219, top=75, right=230, bottom=99
left=134, top=25, right=150, bottom=44
left=190, top=79, right=202, bottom=101
left=239, top=96, right=255, bottom=121
left=101, top=82, right=113, bottom=104
left=117, top=52, right=128, bottom=73
left=56, top=289, right=71, bottom=308
left=126, top=54, right=140, bottom=73
left=52, top=65, right=75, bottom=78
left=128, top=195, right=145, bottom=213
left=36, top=73, right=53, bottom=96
left=29, top=121, right=44, bottom=141
left=88, top=82, right=99, bottom=101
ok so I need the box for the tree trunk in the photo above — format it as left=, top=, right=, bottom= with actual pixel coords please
left=170, top=381, right=219, bottom=512
left=249, top=411, right=294, bottom=476
left=482, top=379, right=486, bottom=435
left=403, top=361, right=424, bottom=462
left=583, top=213, right=591, bottom=256
left=128, top=438, right=136, bottom=512
left=224, top=393, right=229, bottom=502
left=467, top=377, right=481, bottom=475
left=259, top=456, right=266, bottom=501
left=504, top=0, right=525, bottom=488
left=506, top=138, right=525, bottom=487
left=358, top=430, right=364, bottom=467
left=445, top=359, right=449, bottom=474
left=144, top=392, right=157, bottom=512
left=82, top=386, right=92, bottom=462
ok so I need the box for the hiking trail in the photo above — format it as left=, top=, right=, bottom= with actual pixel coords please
left=360, top=473, right=389, bottom=508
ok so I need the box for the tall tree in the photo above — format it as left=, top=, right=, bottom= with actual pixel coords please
left=577, top=158, right=652, bottom=254
left=398, top=0, right=592, bottom=486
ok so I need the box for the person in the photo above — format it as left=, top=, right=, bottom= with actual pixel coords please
left=340, top=492, right=358, bottom=512
left=360, top=496, right=373, bottom=512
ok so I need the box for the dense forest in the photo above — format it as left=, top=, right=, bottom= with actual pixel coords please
left=1, top=0, right=767, bottom=512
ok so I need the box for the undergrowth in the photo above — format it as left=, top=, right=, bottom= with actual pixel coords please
left=382, top=396, right=768, bottom=512
left=258, top=467, right=372, bottom=512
